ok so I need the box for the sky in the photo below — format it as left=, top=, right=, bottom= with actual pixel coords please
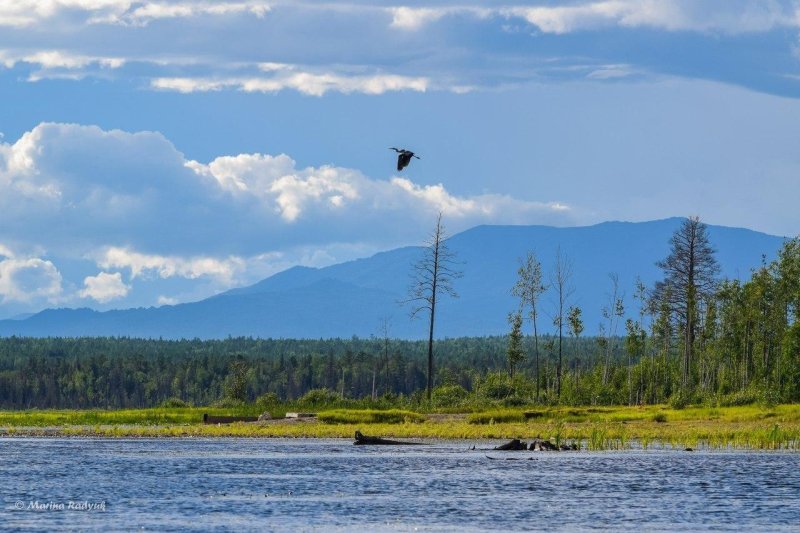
left=1, top=0, right=800, bottom=318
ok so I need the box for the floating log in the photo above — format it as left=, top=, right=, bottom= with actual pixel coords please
left=285, top=412, right=316, bottom=419
left=494, top=439, right=527, bottom=451
left=202, top=414, right=258, bottom=424
left=353, top=430, right=424, bottom=445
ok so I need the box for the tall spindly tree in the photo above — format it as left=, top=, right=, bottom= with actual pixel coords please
left=551, top=247, right=574, bottom=399
left=507, top=310, right=525, bottom=379
left=512, top=251, right=547, bottom=401
left=407, top=212, right=462, bottom=401
left=655, top=216, right=719, bottom=389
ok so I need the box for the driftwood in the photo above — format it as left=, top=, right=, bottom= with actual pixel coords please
left=494, top=439, right=527, bottom=451
left=490, top=438, right=578, bottom=451
left=353, top=430, right=425, bottom=446
left=529, top=438, right=578, bottom=451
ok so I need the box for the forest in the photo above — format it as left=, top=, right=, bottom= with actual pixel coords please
left=0, top=218, right=798, bottom=410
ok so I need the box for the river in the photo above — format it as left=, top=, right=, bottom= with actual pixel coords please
left=2, top=438, right=799, bottom=531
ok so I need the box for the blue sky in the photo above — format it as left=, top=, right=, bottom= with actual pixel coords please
left=1, top=0, right=800, bottom=317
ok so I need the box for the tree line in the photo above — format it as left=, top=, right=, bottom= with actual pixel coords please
left=0, top=216, right=797, bottom=409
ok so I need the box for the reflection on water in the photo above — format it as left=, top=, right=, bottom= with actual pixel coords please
left=2, top=438, right=799, bottom=531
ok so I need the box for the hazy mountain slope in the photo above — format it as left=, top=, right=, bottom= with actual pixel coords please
left=0, top=219, right=786, bottom=339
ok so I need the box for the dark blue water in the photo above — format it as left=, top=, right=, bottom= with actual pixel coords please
left=1, top=438, right=799, bottom=531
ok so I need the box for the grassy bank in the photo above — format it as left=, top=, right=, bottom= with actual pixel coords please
left=1, top=404, right=799, bottom=450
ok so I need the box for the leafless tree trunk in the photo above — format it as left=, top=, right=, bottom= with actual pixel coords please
left=551, top=247, right=574, bottom=399
left=406, top=213, right=462, bottom=401
left=602, top=273, right=624, bottom=385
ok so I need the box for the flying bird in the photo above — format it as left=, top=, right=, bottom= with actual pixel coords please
left=389, top=147, right=420, bottom=171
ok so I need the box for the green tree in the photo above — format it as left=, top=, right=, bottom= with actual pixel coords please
left=512, top=251, right=547, bottom=401
left=655, top=216, right=719, bottom=390
left=507, top=310, right=525, bottom=379
left=224, top=359, right=250, bottom=403
left=567, top=305, right=584, bottom=398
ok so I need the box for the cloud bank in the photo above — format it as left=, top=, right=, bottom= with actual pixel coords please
left=3, top=1, right=800, bottom=97
left=0, top=122, right=572, bottom=313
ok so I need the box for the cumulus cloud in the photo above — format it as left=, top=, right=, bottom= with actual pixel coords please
left=0, top=122, right=575, bottom=310
left=79, top=272, right=130, bottom=303
left=0, top=123, right=571, bottom=257
left=388, top=177, right=568, bottom=220
left=0, top=257, right=63, bottom=304
left=96, top=247, right=246, bottom=284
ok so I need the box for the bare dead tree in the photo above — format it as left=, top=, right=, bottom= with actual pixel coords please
left=406, top=213, right=462, bottom=401
left=550, top=246, right=574, bottom=399
left=601, top=272, right=625, bottom=385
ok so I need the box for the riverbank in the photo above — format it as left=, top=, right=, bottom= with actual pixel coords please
left=2, top=404, right=799, bottom=450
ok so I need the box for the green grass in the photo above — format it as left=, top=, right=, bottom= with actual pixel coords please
left=2, top=404, right=800, bottom=450
left=317, top=409, right=426, bottom=424
left=0, top=406, right=267, bottom=427
left=467, top=409, right=525, bottom=424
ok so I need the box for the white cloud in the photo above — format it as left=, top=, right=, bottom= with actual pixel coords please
left=0, top=123, right=573, bottom=259
left=103, top=1, right=271, bottom=25
left=79, top=271, right=130, bottom=302
left=96, top=247, right=246, bottom=284
left=0, top=1, right=270, bottom=27
left=389, top=7, right=449, bottom=30
left=157, top=295, right=178, bottom=306
left=152, top=72, right=429, bottom=96
left=0, top=50, right=125, bottom=70
left=0, top=257, right=63, bottom=303
left=0, top=121, right=577, bottom=312
left=388, top=177, right=569, bottom=220
left=587, top=65, right=634, bottom=79
left=501, top=1, right=799, bottom=35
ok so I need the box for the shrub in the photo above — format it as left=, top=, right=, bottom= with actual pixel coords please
left=480, top=372, right=515, bottom=400
left=299, top=388, right=340, bottom=406
left=718, top=389, right=759, bottom=407
left=211, top=398, right=245, bottom=408
left=652, top=413, right=668, bottom=423
left=668, top=390, right=697, bottom=410
left=431, top=384, right=469, bottom=408
left=255, top=392, right=280, bottom=409
left=160, top=397, right=190, bottom=408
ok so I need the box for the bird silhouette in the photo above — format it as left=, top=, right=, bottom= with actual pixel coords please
left=389, top=147, right=420, bottom=171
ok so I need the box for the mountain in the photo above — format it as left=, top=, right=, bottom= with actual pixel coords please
left=0, top=218, right=787, bottom=339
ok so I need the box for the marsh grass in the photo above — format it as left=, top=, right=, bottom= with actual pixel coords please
left=317, top=409, right=426, bottom=425
left=2, top=404, right=800, bottom=449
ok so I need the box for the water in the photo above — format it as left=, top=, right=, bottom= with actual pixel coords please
left=1, top=438, right=799, bottom=531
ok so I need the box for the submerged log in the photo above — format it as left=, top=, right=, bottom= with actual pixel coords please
left=353, top=430, right=425, bottom=445
left=494, top=439, right=527, bottom=451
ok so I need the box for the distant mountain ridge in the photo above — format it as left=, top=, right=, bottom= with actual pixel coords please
left=0, top=218, right=787, bottom=339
